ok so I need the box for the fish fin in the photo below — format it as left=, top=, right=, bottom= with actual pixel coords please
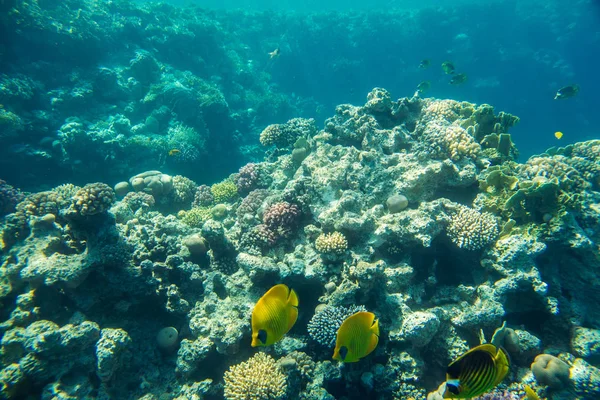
left=365, top=327, right=379, bottom=357
left=288, top=288, right=299, bottom=308
left=370, top=317, right=380, bottom=337
left=492, top=346, right=510, bottom=386
left=287, top=302, right=298, bottom=332
left=266, top=283, right=290, bottom=302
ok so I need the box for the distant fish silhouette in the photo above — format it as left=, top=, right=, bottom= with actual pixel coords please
left=168, top=149, right=181, bottom=156
left=269, top=48, right=280, bottom=59
left=419, top=59, right=431, bottom=69
left=442, top=61, right=456, bottom=74
left=450, top=73, right=468, bottom=85
left=554, top=84, right=579, bottom=100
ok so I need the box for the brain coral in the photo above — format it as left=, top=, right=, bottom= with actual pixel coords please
left=72, top=183, right=115, bottom=216
left=531, top=354, right=571, bottom=389
left=307, top=305, right=367, bottom=348
left=223, top=352, right=287, bottom=400
left=447, top=206, right=498, bottom=250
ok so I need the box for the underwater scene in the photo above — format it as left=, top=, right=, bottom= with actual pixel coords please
left=0, top=0, right=599, bottom=399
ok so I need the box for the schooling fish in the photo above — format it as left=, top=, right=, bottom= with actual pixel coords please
left=449, top=73, right=468, bottom=85
left=554, top=131, right=563, bottom=140
left=416, top=81, right=431, bottom=95
left=554, top=84, right=579, bottom=100
left=333, top=311, right=379, bottom=363
left=251, top=284, right=298, bottom=347
left=419, top=59, right=431, bottom=69
left=443, top=344, right=510, bottom=398
left=442, top=61, right=456, bottom=74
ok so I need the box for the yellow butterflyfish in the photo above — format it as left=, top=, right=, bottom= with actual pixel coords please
left=443, top=344, right=510, bottom=398
left=333, top=311, right=379, bottom=363
left=554, top=131, right=563, bottom=140
left=251, top=284, right=298, bottom=347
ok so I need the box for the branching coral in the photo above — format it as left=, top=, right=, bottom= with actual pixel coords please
left=193, top=185, right=214, bottom=208
left=223, top=352, right=287, bottom=400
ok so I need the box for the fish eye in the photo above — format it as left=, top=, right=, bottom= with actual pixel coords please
left=258, top=329, right=267, bottom=344
left=339, top=346, right=348, bottom=360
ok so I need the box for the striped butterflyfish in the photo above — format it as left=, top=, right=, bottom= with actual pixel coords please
left=443, top=343, right=510, bottom=398
left=251, top=284, right=298, bottom=347
left=333, top=311, right=379, bottom=363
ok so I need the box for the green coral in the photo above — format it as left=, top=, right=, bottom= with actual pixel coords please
left=179, top=207, right=212, bottom=227
left=210, top=181, right=238, bottom=203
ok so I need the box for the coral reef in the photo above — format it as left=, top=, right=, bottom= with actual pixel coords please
left=0, top=88, right=598, bottom=399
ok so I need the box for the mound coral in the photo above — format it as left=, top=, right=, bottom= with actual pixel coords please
left=170, top=175, right=197, bottom=206
left=315, top=232, right=348, bottom=255
left=447, top=206, right=498, bottom=250
left=193, top=185, right=214, bottom=207
left=0, top=180, right=24, bottom=216
left=263, top=201, right=300, bottom=237
left=531, top=354, right=571, bottom=389
left=234, top=163, right=260, bottom=195
left=72, top=183, right=115, bottom=216
left=223, top=352, right=287, bottom=400
left=210, top=181, right=238, bottom=203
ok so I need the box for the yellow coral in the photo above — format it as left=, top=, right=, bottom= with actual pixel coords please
left=179, top=207, right=212, bottom=227
left=211, top=181, right=238, bottom=203
left=315, top=232, right=348, bottom=255
left=224, top=352, right=287, bottom=400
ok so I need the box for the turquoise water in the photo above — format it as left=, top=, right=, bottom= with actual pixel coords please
left=0, top=0, right=599, bottom=399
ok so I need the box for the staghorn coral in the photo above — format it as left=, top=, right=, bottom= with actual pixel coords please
left=307, top=305, right=367, bottom=348
left=315, top=231, right=348, bottom=255
left=447, top=206, right=498, bottom=250
left=72, top=183, right=115, bottom=216
left=223, top=352, right=287, bottom=400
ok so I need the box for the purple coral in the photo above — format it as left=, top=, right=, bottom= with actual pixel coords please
left=234, top=163, right=259, bottom=195
left=263, top=201, right=300, bottom=237
left=192, top=185, right=214, bottom=207
left=0, top=180, right=25, bottom=216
